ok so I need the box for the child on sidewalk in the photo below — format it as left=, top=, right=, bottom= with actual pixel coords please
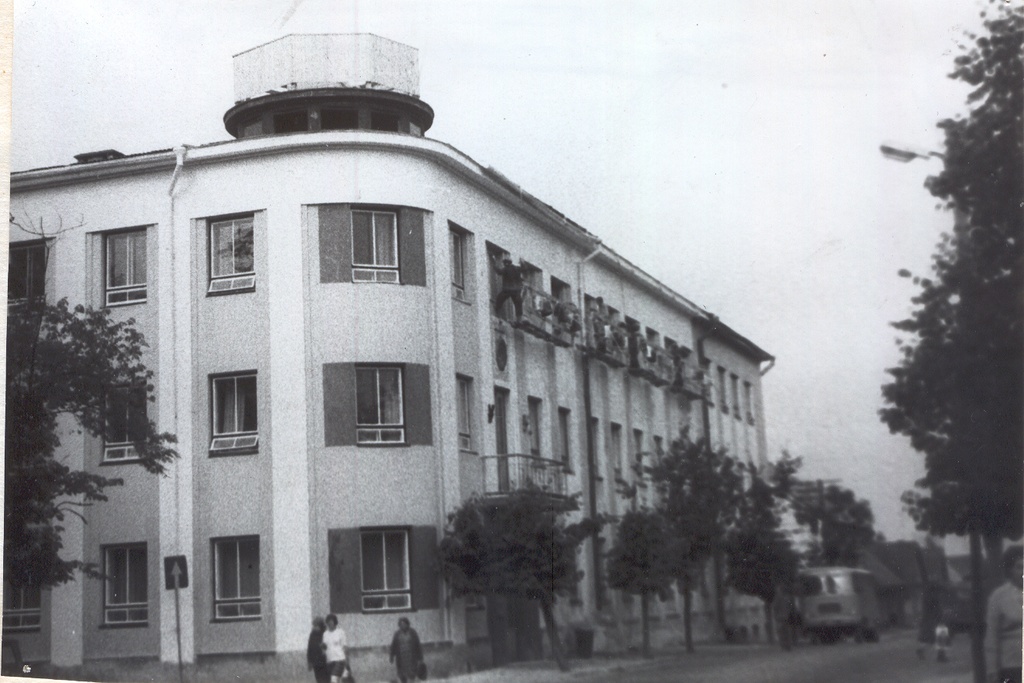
left=933, top=616, right=951, bottom=663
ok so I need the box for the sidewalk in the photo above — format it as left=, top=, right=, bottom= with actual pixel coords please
left=437, top=652, right=681, bottom=683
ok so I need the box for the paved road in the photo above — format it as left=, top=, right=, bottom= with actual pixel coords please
left=585, top=630, right=972, bottom=683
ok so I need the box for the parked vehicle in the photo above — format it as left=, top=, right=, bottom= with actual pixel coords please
left=797, top=567, right=882, bottom=643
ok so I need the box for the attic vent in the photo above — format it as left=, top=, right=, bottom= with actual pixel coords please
left=74, top=149, right=126, bottom=164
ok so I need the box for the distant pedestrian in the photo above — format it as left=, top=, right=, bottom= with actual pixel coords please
left=306, top=616, right=329, bottom=683
left=916, top=586, right=943, bottom=660
left=321, top=614, right=349, bottom=683
left=986, top=545, right=1023, bottom=683
left=389, top=617, right=424, bottom=683
left=933, top=617, right=950, bottom=663
left=772, top=584, right=798, bottom=651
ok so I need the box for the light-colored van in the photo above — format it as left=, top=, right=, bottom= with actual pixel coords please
left=797, top=567, right=881, bottom=643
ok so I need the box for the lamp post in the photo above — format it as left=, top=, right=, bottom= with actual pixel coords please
left=879, top=142, right=986, bottom=683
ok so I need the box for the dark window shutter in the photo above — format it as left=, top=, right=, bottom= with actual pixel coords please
left=328, top=528, right=363, bottom=614
left=403, top=364, right=433, bottom=445
left=410, top=525, right=439, bottom=610
left=319, top=205, right=352, bottom=283
left=398, top=208, right=426, bottom=287
left=323, top=363, right=357, bottom=446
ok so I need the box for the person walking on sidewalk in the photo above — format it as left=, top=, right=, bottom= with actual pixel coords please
left=306, top=616, right=329, bottom=683
left=321, top=614, right=349, bottom=683
left=986, top=545, right=1023, bottom=683
left=390, top=617, right=424, bottom=683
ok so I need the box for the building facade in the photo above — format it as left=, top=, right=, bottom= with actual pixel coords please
left=6, top=34, right=774, bottom=680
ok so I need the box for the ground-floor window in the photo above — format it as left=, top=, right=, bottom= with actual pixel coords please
left=3, top=584, right=41, bottom=631
left=213, top=536, right=261, bottom=619
left=103, top=544, right=148, bottom=624
left=361, top=529, right=410, bottom=611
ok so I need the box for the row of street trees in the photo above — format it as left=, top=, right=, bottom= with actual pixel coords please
left=438, top=432, right=877, bottom=668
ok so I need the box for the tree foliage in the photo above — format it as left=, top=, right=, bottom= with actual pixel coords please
left=879, top=1, right=1023, bottom=541
left=6, top=296, right=177, bottom=588
left=792, top=481, right=875, bottom=568
left=725, top=458, right=801, bottom=606
left=645, top=433, right=744, bottom=651
left=438, top=489, right=600, bottom=670
left=606, top=509, right=677, bottom=657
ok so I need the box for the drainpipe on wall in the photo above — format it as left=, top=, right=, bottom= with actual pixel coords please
left=575, top=241, right=602, bottom=610
left=695, top=314, right=728, bottom=641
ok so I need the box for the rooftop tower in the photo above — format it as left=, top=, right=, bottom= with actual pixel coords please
left=223, top=34, right=434, bottom=139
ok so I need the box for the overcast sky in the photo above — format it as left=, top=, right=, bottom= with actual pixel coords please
left=11, top=0, right=987, bottom=544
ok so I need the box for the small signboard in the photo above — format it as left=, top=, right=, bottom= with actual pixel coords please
left=163, top=555, right=189, bottom=590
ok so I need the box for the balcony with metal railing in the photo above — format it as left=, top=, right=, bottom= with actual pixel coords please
left=584, top=308, right=628, bottom=367
left=481, top=453, right=568, bottom=499
left=627, top=335, right=675, bottom=386
left=495, top=284, right=580, bottom=347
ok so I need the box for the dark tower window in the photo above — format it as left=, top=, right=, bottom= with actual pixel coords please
left=370, top=112, right=400, bottom=132
left=239, top=118, right=264, bottom=138
left=273, top=110, right=309, bottom=134
left=322, top=109, right=359, bottom=130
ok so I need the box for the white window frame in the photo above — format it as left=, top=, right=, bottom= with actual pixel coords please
left=351, top=210, right=399, bottom=283
left=105, top=229, right=147, bottom=306
left=104, top=386, right=146, bottom=463
left=359, top=529, right=411, bottom=611
left=213, top=536, right=261, bottom=619
left=457, top=375, right=472, bottom=451
left=450, top=229, right=467, bottom=300
left=208, top=217, right=255, bottom=293
left=356, top=367, right=405, bottom=444
left=8, top=242, right=46, bottom=305
left=210, top=373, right=259, bottom=452
left=2, top=584, right=41, bottom=632
left=103, top=544, right=148, bottom=625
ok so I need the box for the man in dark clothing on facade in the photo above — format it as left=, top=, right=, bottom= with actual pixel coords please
left=493, top=256, right=524, bottom=319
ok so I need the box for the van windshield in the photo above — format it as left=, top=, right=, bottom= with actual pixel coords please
left=799, top=572, right=856, bottom=596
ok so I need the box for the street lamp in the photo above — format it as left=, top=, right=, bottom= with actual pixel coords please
left=879, top=143, right=944, bottom=163
left=880, top=140, right=988, bottom=683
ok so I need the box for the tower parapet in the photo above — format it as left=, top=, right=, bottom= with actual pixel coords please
left=223, top=34, right=433, bottom=139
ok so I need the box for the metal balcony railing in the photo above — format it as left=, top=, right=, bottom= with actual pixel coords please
left=584, top=309, right=628, bottom=367
left=481, top=453, right=568, bottom=498
left=495, top=284, right=579, bottom=347
left=627, top=336, right=675, bottom=386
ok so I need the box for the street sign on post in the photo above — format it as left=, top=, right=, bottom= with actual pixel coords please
left=164, top=555, right=189, bottom=590
left=162, top=555, right=188, bottom=683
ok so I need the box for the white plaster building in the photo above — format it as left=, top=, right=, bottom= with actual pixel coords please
left=5, top=34, right=774, bottom=680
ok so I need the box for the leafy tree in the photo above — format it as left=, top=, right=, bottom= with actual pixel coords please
left=879, top=5, right=1023, bottom=680
left=880, top=0, right=1023, bottom=549
left=724, top=457, right=801, bottom=643
left=605, top=509, right=677, bottom=657
left=6, top=294, right=178, bottom=589
left=646, top=433, right=744, bottom=651
left=791, top=482, right=875, bottom=567
left=438, top=489, right=600, bottom=671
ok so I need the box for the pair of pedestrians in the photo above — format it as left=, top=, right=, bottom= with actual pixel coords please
left=307, top=615, right=425, bottom=683
left=307, top=614, right=352, bottom=683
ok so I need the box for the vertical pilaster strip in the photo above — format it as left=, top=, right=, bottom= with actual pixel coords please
left=49, top=426, right=84, bottom=667
left=269, top=204, right=312, bottom=652
left=158, top=167, right=195, bottom=663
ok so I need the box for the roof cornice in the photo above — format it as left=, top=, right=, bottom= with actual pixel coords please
left=11, top=132, right=746, bottom=346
